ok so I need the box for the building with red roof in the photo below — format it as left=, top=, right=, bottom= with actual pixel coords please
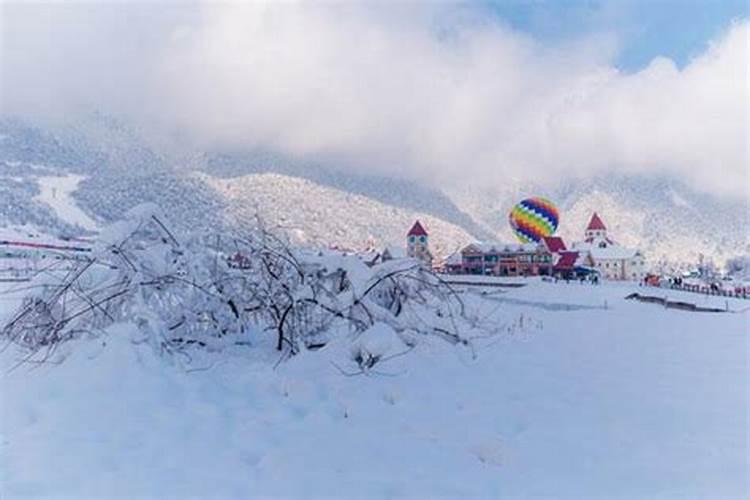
left=542, top=236, right=567, bottom=254
left=406, top=220, right=432, bottom=268
left=407, top=220, right=428, bottom=237
left=573, top=212, right=646, bottom=281
left=444, top=241, right=554, bottom=277
left=553, top=251, right=579, bottom=271
left=584, top=212, right=609, bottom=241
left=587, top=212, right=607, bottom=231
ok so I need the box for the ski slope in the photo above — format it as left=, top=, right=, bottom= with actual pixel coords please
left=33, top=175, right=98, bottom=232
left=0, top=281, right=747, bottom=498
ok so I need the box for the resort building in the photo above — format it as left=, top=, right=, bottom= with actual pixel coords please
left=571, top=213, right=646, bottom=281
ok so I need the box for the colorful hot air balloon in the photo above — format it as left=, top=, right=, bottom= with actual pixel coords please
left=509, top=197, right=560, bottom=244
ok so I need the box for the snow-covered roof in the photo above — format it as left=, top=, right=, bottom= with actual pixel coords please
left=589, top=247, right=641, bottom=260
left=575, top=242, right=640, bottom=260
left=572, top=234, right=642, bottom=260
left=463, top=241, right=542, bottom=254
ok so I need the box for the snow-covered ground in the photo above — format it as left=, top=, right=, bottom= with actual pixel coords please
left=1, top=281, right=748, bottom=498
left=33, top=175, right=98, bottom=231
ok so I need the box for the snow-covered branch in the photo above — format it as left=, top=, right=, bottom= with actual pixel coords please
left=2, top=204, right=498, bottom=364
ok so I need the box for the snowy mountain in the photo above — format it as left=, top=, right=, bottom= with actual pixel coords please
left=197, top=171, right=476, bottom=255
left=203, top=151, right=493, bottom=241
left=1, top=116, right=747, bottom=268
left=446, top=175, right=750, bottom=268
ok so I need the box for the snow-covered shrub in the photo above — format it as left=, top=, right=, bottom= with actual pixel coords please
left=349, top=323, right=404, bottom=372
left=1, top=204, right=496, bottom=364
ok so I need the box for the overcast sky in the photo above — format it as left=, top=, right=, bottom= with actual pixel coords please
left=0, top=1, right=747, bottom=198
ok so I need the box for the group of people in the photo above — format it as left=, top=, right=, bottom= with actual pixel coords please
left=643, top=274, right=749, bottom=299
left=550, top=273, right=599, bottom=285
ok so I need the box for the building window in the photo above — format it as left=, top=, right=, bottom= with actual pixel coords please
left=420, top=236, right=426, bottom=243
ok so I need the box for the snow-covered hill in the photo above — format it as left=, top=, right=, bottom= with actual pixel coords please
left=1, top=117, right=747, bottom=268
left=198, top=171, right=476, bottom=254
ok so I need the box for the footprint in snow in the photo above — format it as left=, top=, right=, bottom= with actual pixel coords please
left=239, top=450, right=263, bottom=467
left=468, top=439, right=503, bottom=467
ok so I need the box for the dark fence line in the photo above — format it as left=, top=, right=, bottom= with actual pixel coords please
left=625, top=293, right=727, bottom=313
left=644, top=282, right=749, bottom=300
left=441, top=279, right=527, bottom=288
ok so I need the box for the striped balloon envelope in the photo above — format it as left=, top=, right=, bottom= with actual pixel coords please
left=508, top=197, right=560, bottom=244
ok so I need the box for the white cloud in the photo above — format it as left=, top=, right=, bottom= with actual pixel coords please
left=1, top=2, right=747, bottom=198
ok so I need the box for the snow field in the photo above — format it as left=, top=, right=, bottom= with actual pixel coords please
left=1, top=281, right=748, bottom=499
